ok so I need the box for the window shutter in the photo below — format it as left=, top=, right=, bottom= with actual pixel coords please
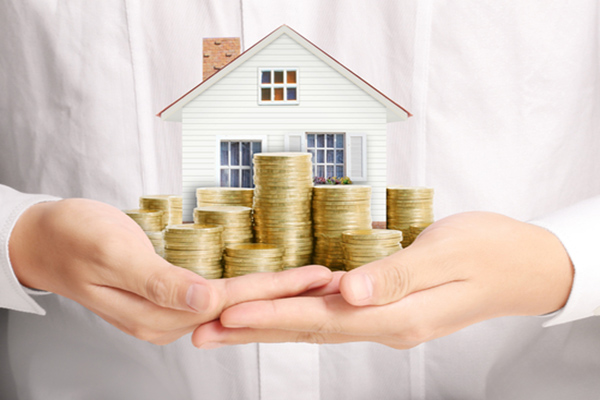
left=284, top=132, right=306, bottom=152
left=346, top=132, right=367, bottom=181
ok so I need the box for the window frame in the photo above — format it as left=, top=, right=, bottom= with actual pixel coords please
left=305, top=132, right=346, bottom=179
left=258, top=68, right=299, bottom=105
left=215, top=135, right=267, bottom=188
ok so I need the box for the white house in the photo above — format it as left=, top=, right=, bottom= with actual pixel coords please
left=158, top=25, right=411, bottom=222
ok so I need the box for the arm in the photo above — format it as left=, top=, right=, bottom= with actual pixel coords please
left=192, top=198, right=595, bottom=348
left=530, top=195, right=600, bottom=326
left=0, top=184, right=59, bottom=314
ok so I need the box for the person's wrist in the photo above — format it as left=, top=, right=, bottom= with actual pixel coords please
left=523, top=222, right=574, bottom=315
left=9, top=201, right=55, bottom=291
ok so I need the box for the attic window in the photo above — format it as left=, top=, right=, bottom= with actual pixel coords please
left=259, top=69, right=298, bottom=104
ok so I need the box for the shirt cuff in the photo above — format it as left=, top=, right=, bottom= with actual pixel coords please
left=529, top=195, right=600, bottom=327
left=0, top=187, right=61, bottom=315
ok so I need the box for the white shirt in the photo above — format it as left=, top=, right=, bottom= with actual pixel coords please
left=1, top=1, right=600, bottom=399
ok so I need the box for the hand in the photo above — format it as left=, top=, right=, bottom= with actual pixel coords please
left=9, top=199, right=332, bottom=345
left=192, top=212, right=574, bottom=349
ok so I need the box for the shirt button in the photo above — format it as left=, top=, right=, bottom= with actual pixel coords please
left=594, top=306, right=600, bottom=316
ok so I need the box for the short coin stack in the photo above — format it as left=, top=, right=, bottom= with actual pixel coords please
left=341, top=229, right=403, bottom=271
left=193, top=205, right=253, bottom=246
left=140, top=195, right=183, bottom=227
left=145, top=231, right=165, bottom=257
left=253, top=153, right=314, bottom=269
left=386, top=186, right=434, bottom=248
left=123, top=209, right=165, bottom=256
left=223, top=243, right=284, bottom=278
left=312, top=185, right=372, bottom=271
left=123, top=209, right=164, bottom=232
left=163, top=224, right=224, bottom=279
left=409, top=223, right=431, bottom=244
left=196, top=187, right=254, bottom=208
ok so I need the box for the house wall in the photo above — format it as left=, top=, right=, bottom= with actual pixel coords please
left=182, top=33, right=388, bottom=221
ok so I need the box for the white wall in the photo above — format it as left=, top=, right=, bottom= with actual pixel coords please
left=182, top=33, right=388, bottom=221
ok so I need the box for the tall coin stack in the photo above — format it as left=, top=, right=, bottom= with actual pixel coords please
left=123, top=209, right=165, bottom=256
left=253, top=153, right=314, bottom=269
left=196, top=187, right=254, bottom=208
left=341, top=229, right=403, bottom=271
left=386, top=186, right=434, bottom=247
left=163, top=224, right=224, bottom=279
left=223, top=243, right=284, bottom=278
left=312, top=185, right=372, bottom=271
left=140, top=195, right=183, bottom=227
left=193, top=206, right=253, bottom=246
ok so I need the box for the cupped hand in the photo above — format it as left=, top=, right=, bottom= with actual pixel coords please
left=9, top=199, right=332, bottom=345
left=193, top=212, right=574, bottom=349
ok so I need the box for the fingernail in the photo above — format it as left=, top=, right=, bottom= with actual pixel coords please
left=199, top=342, right=224, bottom=350
left=187, top=284, right=211, bottom=313
left=307, top=278, right=331, bottom=290
left=346, top=273, right=373, bottom=302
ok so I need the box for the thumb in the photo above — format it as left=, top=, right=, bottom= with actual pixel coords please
left=113, top=249, right=213, bottom=313
left=339, top=249, right=447, bottom=306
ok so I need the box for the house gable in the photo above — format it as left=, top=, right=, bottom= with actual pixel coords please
left=158, top=25, right=410, bottom=123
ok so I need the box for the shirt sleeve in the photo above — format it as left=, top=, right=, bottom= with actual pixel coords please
left=529, top=195, right=600, bottom=327
left=0, top=184, right=61, bottom=315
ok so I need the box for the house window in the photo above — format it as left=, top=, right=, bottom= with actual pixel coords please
left=220, top=141, right=262, bottom=187
left=306, top=133, right=345, bottom=178
left=259, top=69, right=298, bottom=103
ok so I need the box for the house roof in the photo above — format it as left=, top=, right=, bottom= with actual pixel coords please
left=158, top=25, right=412, bottom=123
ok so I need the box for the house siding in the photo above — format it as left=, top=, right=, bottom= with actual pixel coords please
left=182, top=33, right=388, bottom=221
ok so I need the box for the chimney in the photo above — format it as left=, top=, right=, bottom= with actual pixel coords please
left=203, top=37, right=241, bottom=81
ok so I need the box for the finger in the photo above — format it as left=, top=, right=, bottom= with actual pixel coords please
left=191, top=320, right=403, bottom=349
left=220, top=294, right=386, bottom=334
left=339, top=241, right=464, bottom=306
left=213, top=265, right=333, bottom=311
left=83, top=285, right=208, bottom=344
left=220, top=281, right=484, bottom=341
left=96, top=236, right=212, bottom=313
left=300, top=270, right=344, bottom=296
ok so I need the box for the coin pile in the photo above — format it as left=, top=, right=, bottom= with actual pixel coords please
left=409, top=223, right=431, bottom=244
left=223, top=243, right=284, bottom=278
left=196, top=187, right=254, bottom=208
left=163, top=224, right=224, bottom=279
left=253, top=153, right=313, bottom=269
left=140, top=195, right=183, bottom=227
left=386, top=186, right=434, bottom=247
left=145, top=231, right=165, bottom=257
left=193, top=205, right=253, bottom=246
left=312, top=185, right=372, bottom=271
left=341, top=229, right=403, bottom=270
left=123, top=209, right=164, bottom=232
left=123, top=209, right=165, bottom=256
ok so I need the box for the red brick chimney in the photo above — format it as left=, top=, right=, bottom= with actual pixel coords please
left=203, top=38, right=241, bottom=81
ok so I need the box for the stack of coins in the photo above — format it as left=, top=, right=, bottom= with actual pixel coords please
left=223, top=243, right=284, bottom=278
left=123, top=209, right=165, bottom=256
left=163, top=224, right=224, bottom=279
left=312, top=185, right=372, bottom=271
left=193, top=205, right=253, bottom=246
left=139, top=195, right=183, bottom=227
left=409, top=223, right=431, bottom=244
left=196, top=187, right=254, bottom=208
left=123, top=209, right=164, bottom=232
left=145, top=231, right=165, bottom=257
left=386, top=186, right=434, bottom=247
left=253, top=153, right=314, bottom=269
left=341, top=229, right=403, bottom=271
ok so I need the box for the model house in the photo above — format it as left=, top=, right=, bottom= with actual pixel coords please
left=158, top=25, right=410, bottom=222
